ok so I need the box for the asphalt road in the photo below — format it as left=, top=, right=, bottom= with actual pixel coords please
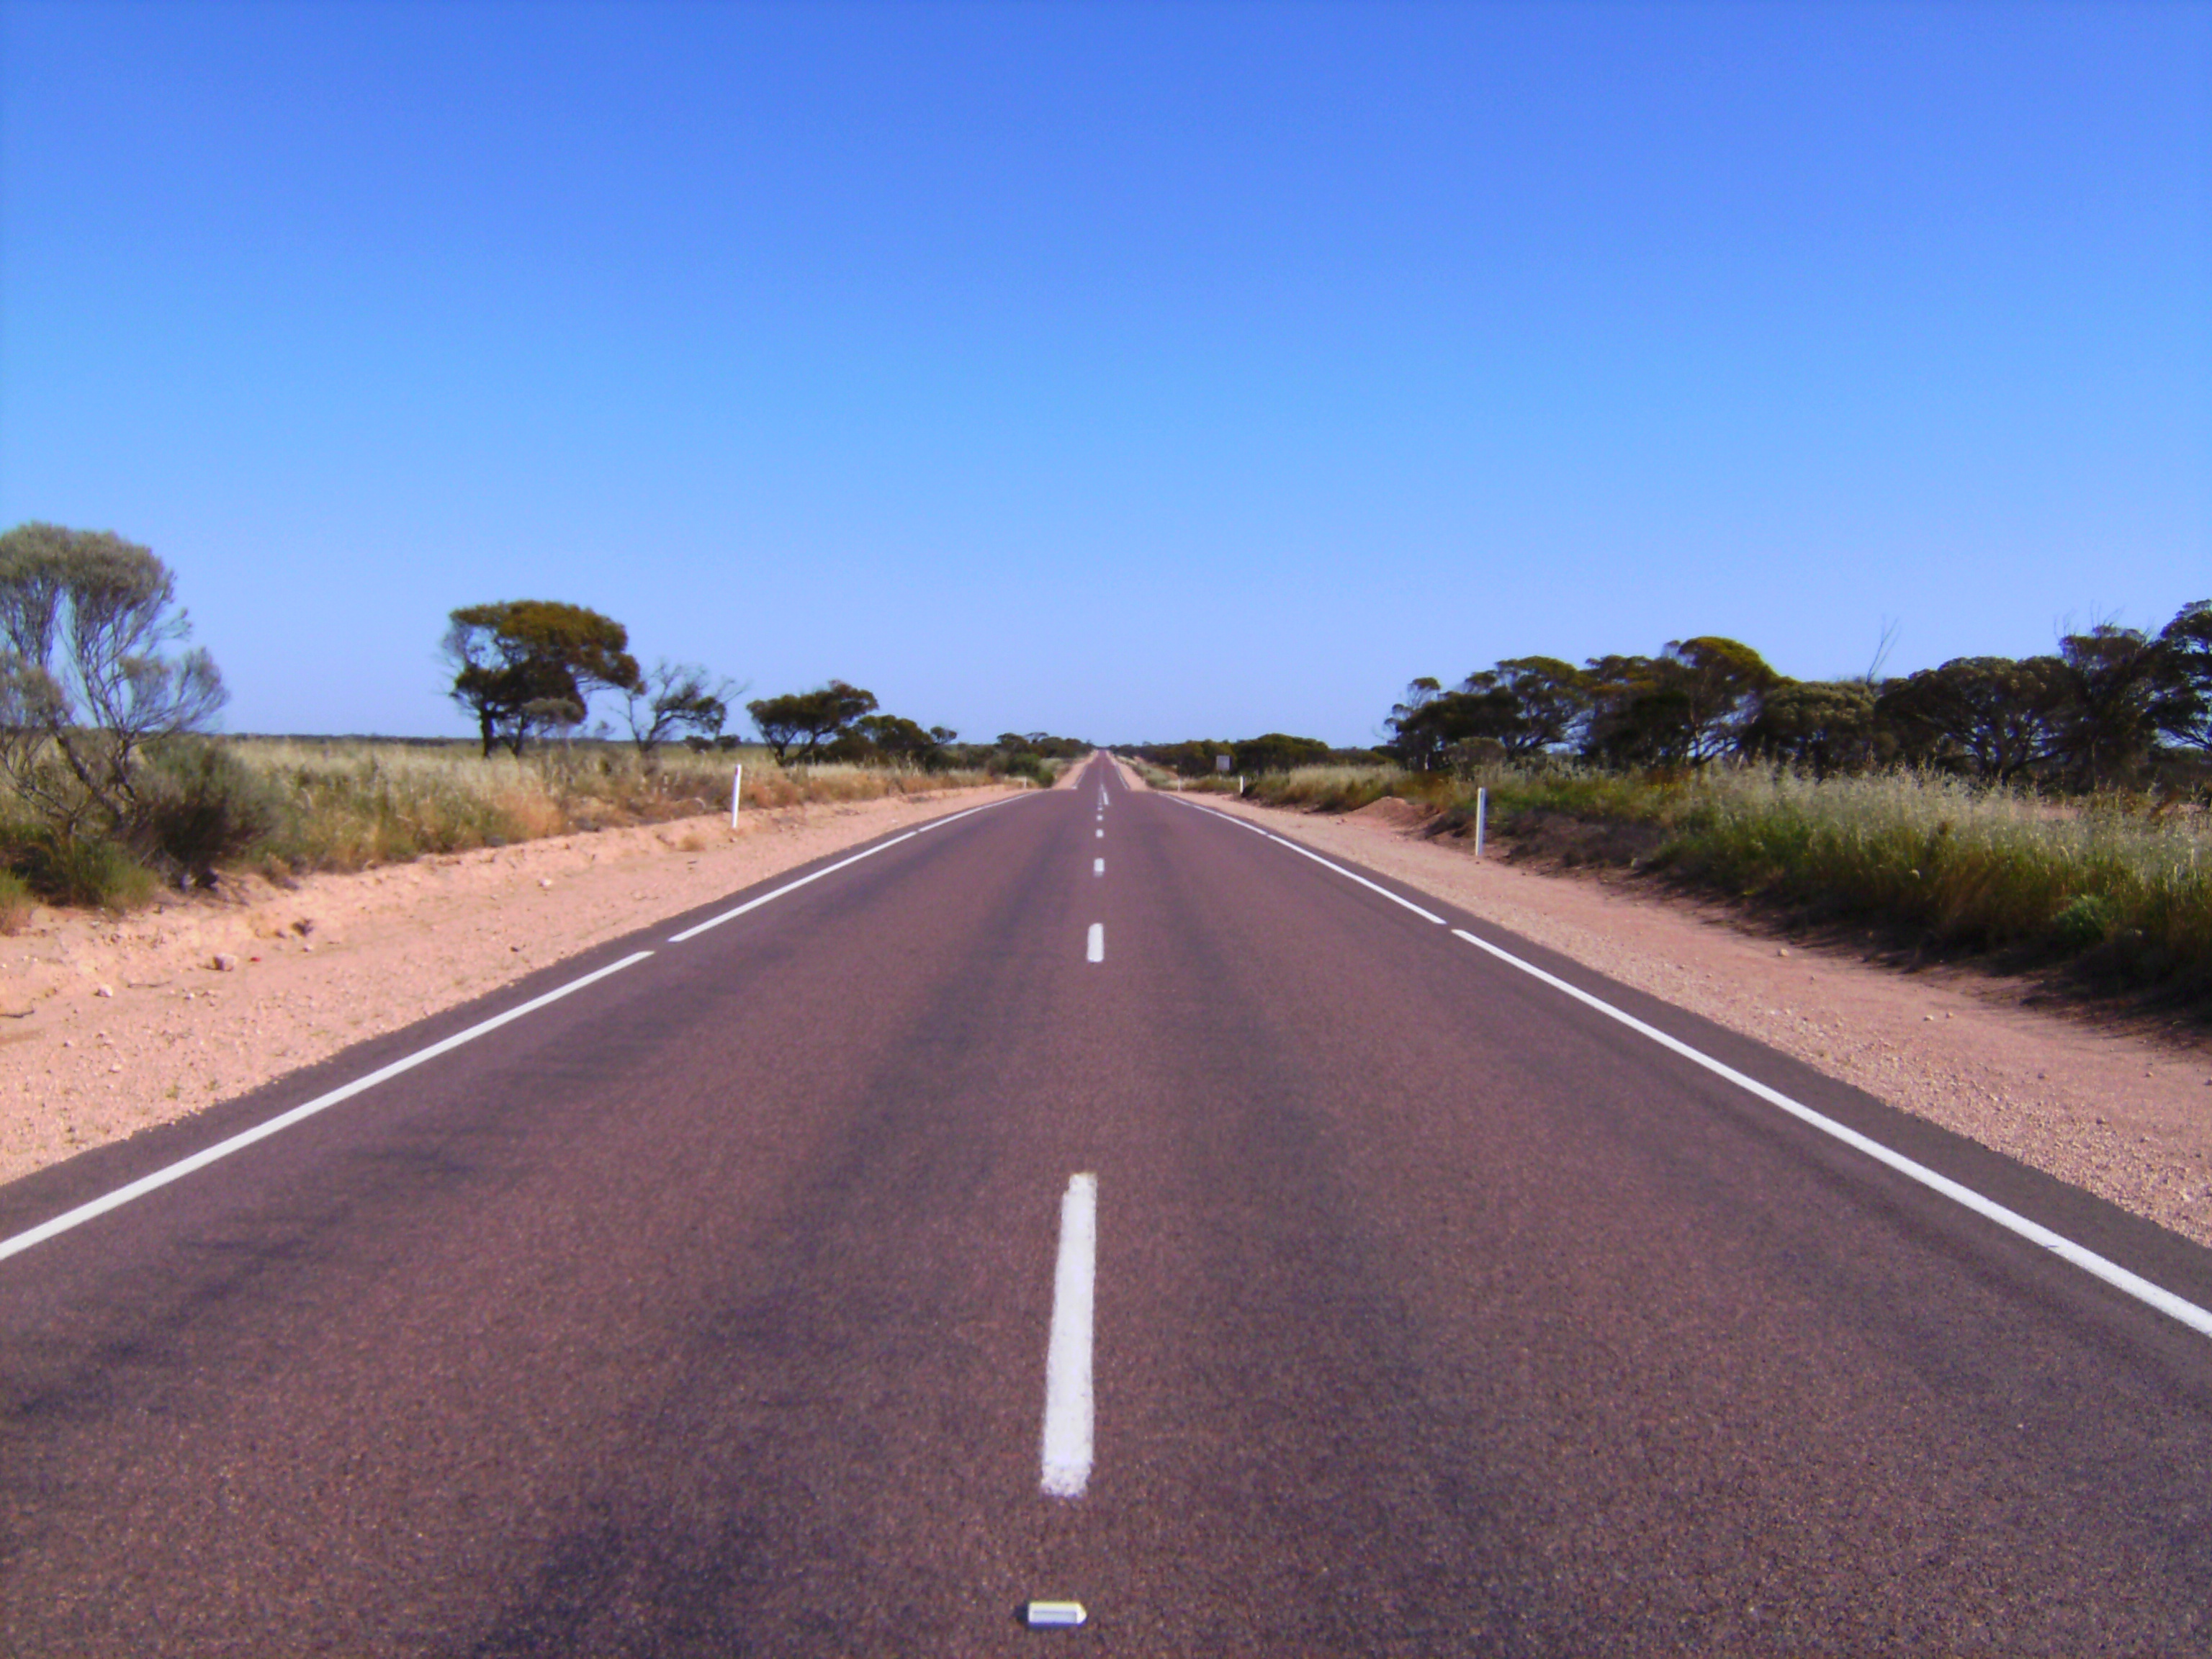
left=7, top=755, right=2212, bottom=1655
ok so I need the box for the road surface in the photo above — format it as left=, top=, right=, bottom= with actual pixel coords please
left=6, top=755, right=2212, bottom=1654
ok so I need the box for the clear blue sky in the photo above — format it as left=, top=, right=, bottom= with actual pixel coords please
left=4, top=0, right=2206, bottom=747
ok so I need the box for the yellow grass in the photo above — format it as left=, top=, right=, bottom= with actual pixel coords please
left=227, top=739, right=996, bottom=873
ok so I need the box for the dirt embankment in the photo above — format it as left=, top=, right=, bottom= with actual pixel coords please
left=1182, top=789, right=2212, bottom=1251
left=0, top=786, right=1025, bottom=1187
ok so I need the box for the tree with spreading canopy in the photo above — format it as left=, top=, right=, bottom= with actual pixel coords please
left=2051, top=623, right=2164, bottom=787
left=1231, top=733, right=1333, bottom=774
left=1874, top=655, right=2069, bottom=781
left=1581, top=637, right=1778, bottom=768
left=828, top=713, right=956, bottom=768
left=444, top=600, right=639, bottom=757
left=1480, top=657, right=1594, bottom=756
left=746, top=680, right=878, bottom=763
left=1741, top=680, right=1881, bottom=776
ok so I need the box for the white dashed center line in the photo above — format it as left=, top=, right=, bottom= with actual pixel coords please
left=1040, top=1172, right=1098, bottom=1498
left=1086, top=923, right=1105, bottom=962
left=1093, top=858, right=1104, bottom=876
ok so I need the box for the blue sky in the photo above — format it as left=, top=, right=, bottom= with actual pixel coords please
left=3, top=0, right=2205, bottom=747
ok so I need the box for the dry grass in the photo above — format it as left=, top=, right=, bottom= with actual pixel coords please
left=1248, top=761, right=2212, bottom=994
left=229, top=739, right=997, bottom=874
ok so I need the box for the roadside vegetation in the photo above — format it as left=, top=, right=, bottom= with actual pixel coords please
left=235, top=739, right=1004, bottom=875
left=1130, top=603, right=2212, bottom=1003
left=0, top=522, right=1085, bottom=918
left=1209, top=761, right=2209, bottom=998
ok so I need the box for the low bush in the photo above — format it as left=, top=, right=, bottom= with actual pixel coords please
left=1246, top=760, right=2212, bottom=999
left=2049, top=894, right=2118, bottom=953
left=0, top=869, right=34, bottom=934
left=127, top=739, right=279, bottom=885
left=12, top=830, right=160, bottom=911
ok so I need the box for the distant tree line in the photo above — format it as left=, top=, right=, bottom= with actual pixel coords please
left=439, top=606, right=1087, bottom=781
left=1132, top=734, right=1380, bottom=778
left=1380, top=603, right=2212, bottom=790
left=745, top=681, right=1087, bottom=781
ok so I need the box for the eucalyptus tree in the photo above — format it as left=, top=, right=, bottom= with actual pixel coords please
left=443, top=600, right=639, bottom=757
left=0, top=523, right=226, bottom=837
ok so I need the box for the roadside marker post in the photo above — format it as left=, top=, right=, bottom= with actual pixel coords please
left=730, top=764, right=744, bottom=828
left=1475, top=786, right=1486, bottom=858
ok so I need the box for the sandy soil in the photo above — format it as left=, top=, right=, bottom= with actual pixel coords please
left=1118, top=763, right=2212, bottom=1251
left=0, top=783, right=1033, bottom=1187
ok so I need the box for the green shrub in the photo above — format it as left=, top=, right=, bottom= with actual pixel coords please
left=128, top=739, right=279, bottom=884
left=17, top=832, right=158, bottom=911
left=2049, top=894, right=2118, bottom=953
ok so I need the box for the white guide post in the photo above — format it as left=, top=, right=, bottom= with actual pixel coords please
left=731, top=764, right=743, bottom=828
left=1475, top=786, right=1486, bottom=858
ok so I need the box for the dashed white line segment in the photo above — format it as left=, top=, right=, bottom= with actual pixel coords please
left=1040, top=1172, right=1098, bottom=1498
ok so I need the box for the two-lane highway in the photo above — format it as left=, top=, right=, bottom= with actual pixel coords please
left=6, top=754, right=2212, bottom=1654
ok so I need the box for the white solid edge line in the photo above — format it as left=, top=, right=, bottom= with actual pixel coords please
left=673, top=790, right=1037, bottom=943
left=1174, top=796, right=1446, bottom=923
left=914, top=792, right=1027, bottom=834
left=1041, top=1172, right=1098, bottom=1498
left=1449, top=927, right=2212, bottom=1341
left=0, top=950, right=658, bottom=1264
left=1266, top=835, right=1448, bottom=925
left=1164, top=795, right=1268, bottom=837
left=668, top=832, right=918, bottom=941
left=1170, top=793, right=2212, bottom=1339
left=1086, top=922, right=1105, bottom=962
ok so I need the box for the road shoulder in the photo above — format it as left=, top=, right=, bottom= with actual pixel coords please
left=1183, top=789, right=2212, bottom=1251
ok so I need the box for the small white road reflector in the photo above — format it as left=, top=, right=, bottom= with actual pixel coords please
left=1025, top=1600, right=1088, bottom=1629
